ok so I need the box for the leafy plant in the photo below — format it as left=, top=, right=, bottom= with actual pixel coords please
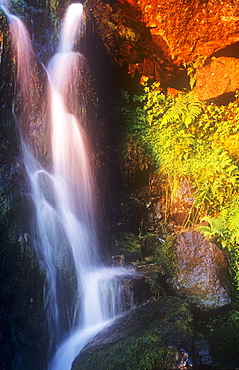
left=116, top=82, right=239, bottom=293
left=199, top=197, right=239, bottom=292
left=114, top=88, right=154, bottom=187
left=161, top=90, right=203, bottom=127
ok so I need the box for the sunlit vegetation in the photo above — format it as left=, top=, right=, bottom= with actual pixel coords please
left=116, top=81, right=239, bottom=295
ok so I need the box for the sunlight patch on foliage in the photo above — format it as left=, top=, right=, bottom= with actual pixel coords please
left=117, top=83, right=239, bottom=294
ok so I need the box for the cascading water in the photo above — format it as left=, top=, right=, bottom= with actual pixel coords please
left=2, top=2, right=136, bottom=369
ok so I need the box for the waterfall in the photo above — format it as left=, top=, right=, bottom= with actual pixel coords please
left=2, top=3, right=135, bottom=369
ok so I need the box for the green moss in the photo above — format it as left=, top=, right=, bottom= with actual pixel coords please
left=73, top=297, right=193, bottom=370
left=154, top=235, right=178, bottom=278
left=141, top=234, right=160, bottom=257
left=75, top=330, right=166, bottom=370
left=112, top=231, right=143, bottom=264
left=114, top=231, right=142, bottom=253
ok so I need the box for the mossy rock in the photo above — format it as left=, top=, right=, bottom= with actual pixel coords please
left=112, top=231, right=143, bottom=263
left=0, top=126, right=48, bottom=367
left=0, top=181, right=49, bottom=368
left=139, top=235, right=178, bottom=278
left=154, top=235, right=178, bottom=279
left=72, top=297, right=193, bottom=370
left=141, top=234, right=164, bottom=257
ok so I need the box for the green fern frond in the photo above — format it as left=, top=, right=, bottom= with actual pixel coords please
left=199, top=198, right=239, bottom=249
left=227, top=203, right=239, bottom=239
left=162, top=90, right=202, bottom=126
left=200, top=215, right=226, bottom=236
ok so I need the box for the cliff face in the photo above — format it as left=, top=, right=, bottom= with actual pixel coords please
left=85, top=0, right=175, bottom=84
left=85, top=0, right=239, bottom=99
left=118, top=0, right=239, bottom=65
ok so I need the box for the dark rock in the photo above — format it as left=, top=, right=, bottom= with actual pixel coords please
left=0, top=115, right=48, bottom=368
left=120, top=272, right=162, bottom=305
left=110, top=253, right=125, bottom=265
left=111, top=231, right=143, bottom=263
left=170, top=230, right=232, bottom=311
left=112, top=196, right=147, bottom=235
left=72, top=297, right=194, bottom=370
left=85, top=0, right=175, bottom=84
left=194, top=308, right=239, bottom=369
left=194, top=337, right=212, bottom=367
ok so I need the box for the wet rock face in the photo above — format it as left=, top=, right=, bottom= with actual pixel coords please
left=171, top=230, right=232, bottom=310
left=72, top=297, right=193, bottom=370
left=86, top=0, right=239, bottom=68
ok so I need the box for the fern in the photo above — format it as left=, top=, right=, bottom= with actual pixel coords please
left=162, top=90, right=203, bottom=127
left=199, top=198, right=239, bottom=249
left=199, top=201, right=239, bottom=291
left=227, top=205, right=239, bottom=246
left=199, top=215, right=227, bottom=240
left=116, top=82, right=239, bottom=294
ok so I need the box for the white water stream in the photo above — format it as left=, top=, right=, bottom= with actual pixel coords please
left=2, top=3, right=135, bottom=369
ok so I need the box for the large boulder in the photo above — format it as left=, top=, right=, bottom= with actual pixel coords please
left=85, top=0, right=239, bottom=69
left=72, top=297, right=193, bottom=370
left=118, top=0, right=239, bottom=66
left=85, top=0, right=239, bottom=100
left=170, top=230, right=232, bottom=311
left=196, top=56, right=239, bottom=100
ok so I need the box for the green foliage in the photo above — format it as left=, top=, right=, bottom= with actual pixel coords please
left=134, top=84, right=239, bottom=214
left=116, top=83, right=239, bottom=292
left=198, top=197, right=239, bottom=292
left=198, top=310, right=239, bottom=367
left=142, top=86, right=239, bottom=216
left=161, top=90, right=202, bottom=128
left=154, top=236, right=178, bottom=278
left=199, top=198, right=239, bottom=249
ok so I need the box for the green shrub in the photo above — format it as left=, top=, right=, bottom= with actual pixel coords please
left=116, top=84, right=239, bottom=293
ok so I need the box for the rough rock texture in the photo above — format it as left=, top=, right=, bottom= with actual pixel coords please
left=196, top=56, right=239, bottom=100
left=118, top=0, right=239, bottom=66
left=0, top=107, right=49, bottom=369
left=85, top=0, right=175, bottom=84
left=171, top=230, right=232, bottom=310
left=170, top=179, right=195, bottom=226
left=194, top=338, right=212, bottom=367
left=72, top=297, right=193, bottom=370
left=86, top=0, right=239, bottom=99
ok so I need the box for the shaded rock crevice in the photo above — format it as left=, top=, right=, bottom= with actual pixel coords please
left=85, top=0, right=175, bottom=84
left=85, top=0, right=239, bottom=100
